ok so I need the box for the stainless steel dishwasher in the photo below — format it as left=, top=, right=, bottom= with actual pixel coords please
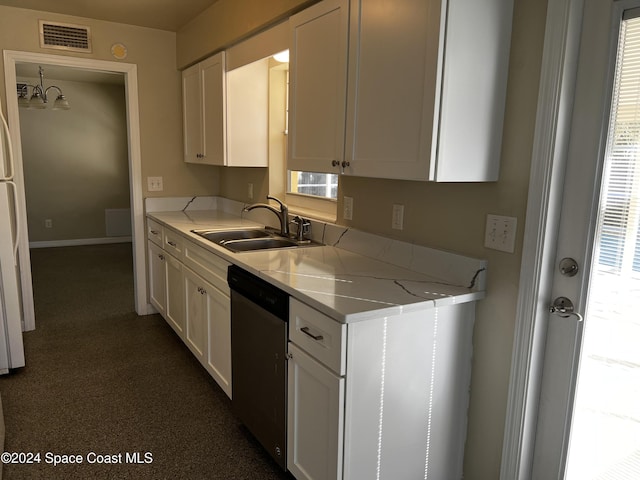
left=228, top=265, right=288, bottom=470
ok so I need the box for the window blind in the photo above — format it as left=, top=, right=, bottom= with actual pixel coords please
left=598, top=15, right=640, bottom=275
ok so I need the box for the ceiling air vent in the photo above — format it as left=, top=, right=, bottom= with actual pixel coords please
left=39, top=20, right=92, bottom=53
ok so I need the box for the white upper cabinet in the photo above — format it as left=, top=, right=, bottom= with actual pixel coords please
left=226, top=58, right=269, bottom=167
left=288, top=0, right=514, bottom=182
left=288, top=0, right=349, bottom=174
left=182, top=62, right=203, bottom=164
left=182, top=52, right=226, bottom=165
left=182, top=22, right=289, bottom=168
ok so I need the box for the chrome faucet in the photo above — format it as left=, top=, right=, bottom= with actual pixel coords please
left=243, top=195, right=290, bottom=237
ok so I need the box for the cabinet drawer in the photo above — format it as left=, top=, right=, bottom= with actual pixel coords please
left=290, top=298, right=346, bottom=376
left=163, top=229, right=184, bottom=260
left=147, top=218, right=163, bottom=247
left=183, top=239, right=230, bottom=294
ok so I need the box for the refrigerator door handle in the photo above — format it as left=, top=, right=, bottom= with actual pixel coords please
left=6, top=181, right=20, bottom=262
left=1, top=111, right=15, bottom=181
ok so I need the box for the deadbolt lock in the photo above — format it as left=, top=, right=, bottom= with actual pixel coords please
left=559, top=257, right=579, bottom=277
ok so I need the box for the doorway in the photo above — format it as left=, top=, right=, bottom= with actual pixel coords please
left=559, top=8, right=640, bottom=477
left=2, top=50, right=149, bottom=331
left=16, top=63, right=130, bottom=249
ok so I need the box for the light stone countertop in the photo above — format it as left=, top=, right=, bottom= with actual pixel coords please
left=147, top=206, right=486, bottom=323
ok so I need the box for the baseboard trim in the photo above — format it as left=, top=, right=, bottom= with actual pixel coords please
left=29, top=237, right=132, bottom=249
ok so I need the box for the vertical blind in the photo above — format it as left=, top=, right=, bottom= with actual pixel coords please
left=598, top=15, right=640, bottom=275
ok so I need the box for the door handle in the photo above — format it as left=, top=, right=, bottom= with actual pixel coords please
left=549, top=296, right=583, bottom=322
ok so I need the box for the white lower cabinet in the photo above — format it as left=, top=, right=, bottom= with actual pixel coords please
left=287, top=343, right=345, bottom=480
left=183, top=265, right=232, bottom=398
left=287, top=298, right=476, bottom=480
left=148, top=242, right=166, bottom=318
left=165, top=253, right=185, bottom=338
left=205, top=281, right=231, bottom=396
left=147, top=221, right=232, bottom=398
left=184, top=267, right=209, bottom=362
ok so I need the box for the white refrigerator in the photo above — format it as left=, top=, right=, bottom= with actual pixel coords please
left=0, top=104, right=26, bottom=373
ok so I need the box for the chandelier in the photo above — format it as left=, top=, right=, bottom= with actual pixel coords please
left=18, top=66, right=70, bottom=110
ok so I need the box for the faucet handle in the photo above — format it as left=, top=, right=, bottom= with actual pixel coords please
left=291, top=216, right=311, bottom=241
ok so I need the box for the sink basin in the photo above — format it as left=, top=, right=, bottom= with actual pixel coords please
left=222, top=237, right=299, bottom=252
left=194, top=228, right=271, bottom=243
left=191, top=228, right=321, bottom=252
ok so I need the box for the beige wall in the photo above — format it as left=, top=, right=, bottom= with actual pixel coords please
left=0, top=5, right=220, bottom=200
left=180, top=0, right=549, bottom=477
left=19, top=77, right=130, bottom=241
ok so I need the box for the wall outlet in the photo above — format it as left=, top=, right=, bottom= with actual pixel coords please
left=392, top=204, right=404, bottom=230
left=484, top=214, right=517, bottom=253
left=147, top=176, right=163, bottom=192
left=44, top=219, right=52, bottom=228
left=343, top=196, right=353, bottom=221
left=248, top=183, right=254, bottom=200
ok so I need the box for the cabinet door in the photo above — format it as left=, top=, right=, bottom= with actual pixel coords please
left=288, top=0, right=349, bottom=174
left=183, top=267, right=208, bottom=362
left=148, top=242, right=166, bottom=317
left=226, top=58, right=269, bottom=167
left=165, top=253, right=185, bottom=338
left=206, top=284, right=231, bottom=398
left=287, top=343, right=344, bottom=480
left=344, top=0, right=442, bottom=181
left=182, top=62, right=203, bottom=163
left=201, top=52, right=226, bottom=166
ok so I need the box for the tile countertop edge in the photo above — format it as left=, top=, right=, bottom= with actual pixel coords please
left=145, top=197, right=488, bottom=323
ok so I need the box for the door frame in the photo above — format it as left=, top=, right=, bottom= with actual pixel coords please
left=500, top=0, right=636, bottom=478
left=3, top=50, right=151, bottom=330
left=500, top=0, right=585, bottom=476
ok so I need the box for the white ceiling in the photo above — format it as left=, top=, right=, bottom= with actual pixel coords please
left=0, top=0, right=221, bottom=32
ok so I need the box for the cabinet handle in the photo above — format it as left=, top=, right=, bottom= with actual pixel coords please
left=167, top=241, right=177, bottom=247
left=150, top=230, right=159, bottom=235
left=300, top=326, right=323, bottom=341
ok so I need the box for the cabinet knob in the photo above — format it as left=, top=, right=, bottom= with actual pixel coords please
left=158, top=254, right=164, bottom=261
left=341, top=161, right=350, bottom=168
left=331, top=160, right=340, bottom=167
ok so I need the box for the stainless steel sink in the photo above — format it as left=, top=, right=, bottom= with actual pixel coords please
left=194, top=229, right=271, bottom=243
left=223, top=237, right=299, bottom=252
left=191, top=228, right=321, bottom=252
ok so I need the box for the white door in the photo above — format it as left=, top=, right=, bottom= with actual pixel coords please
left=531, top=0, right=640, bottom=478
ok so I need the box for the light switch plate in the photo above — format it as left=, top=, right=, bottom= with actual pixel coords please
left=147, top=176, right=163, bottom=192
left=484, top=214, right=517, bottom=253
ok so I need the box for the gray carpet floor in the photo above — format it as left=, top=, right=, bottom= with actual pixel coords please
left=0, top=243, right=293, bottom=480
